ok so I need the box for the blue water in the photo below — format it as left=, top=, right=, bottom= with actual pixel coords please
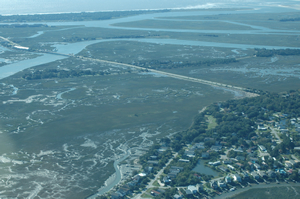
left=0, top=5, right=299, bottom=198
left=0, top=0, right=298, bottom=15
left=1, top=6, right=300, bottom=81
left=0, top=40, right=107, bottom=80
left=193, top=160, right=219, bottom=177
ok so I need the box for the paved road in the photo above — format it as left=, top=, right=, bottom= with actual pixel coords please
left=269, top=126, right=282, bottom=143
left=132, top=153, right=178, bottom=199
left=81, top=56, right=253, bottom=94
left=291, top=155, right=300, bottom=162
left=1, top=35, right=258, bottom=98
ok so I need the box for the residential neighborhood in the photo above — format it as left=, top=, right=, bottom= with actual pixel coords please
left=100, top=91, right=300, bottom=199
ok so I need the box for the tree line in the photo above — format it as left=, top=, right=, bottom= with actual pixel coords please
left=0, top=10, right=169, bottom=23
left=133, top=58, right=237, bottom=70
left=22, top=69, right=110, bottom=80
left=280, top=17, right=300, bottom=22
left=255, top=48, right=300, bottom=57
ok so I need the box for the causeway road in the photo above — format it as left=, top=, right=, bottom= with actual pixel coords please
left=0, top=35, right=258, bottom=98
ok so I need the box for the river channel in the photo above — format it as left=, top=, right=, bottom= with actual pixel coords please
left=0, top=6, right=299, bottom=197
left=0, top=7, right=299, bottom=82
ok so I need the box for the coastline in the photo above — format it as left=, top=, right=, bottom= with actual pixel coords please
left=88, top=150, right=131, bottom=198
left=215, top=182, right=300, bottom=199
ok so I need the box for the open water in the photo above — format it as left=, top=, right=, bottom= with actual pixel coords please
left=0, top=3, right=300, bottom=198
left=0, top=0, right=299, bottom=15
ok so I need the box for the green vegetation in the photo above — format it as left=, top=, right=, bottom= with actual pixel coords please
left=113, top=19, right=256, bottom=30
left=132, top=58, right=237, bottom=70
left=153, top=180, right=160, bottom=187
left=0, top=10, right=169, bottom=23
left=255, top=48, right=300, bottom=57
left=2, top=8, right=300, bottom=199
left=0, top=25, right=74, bottom=38
left=280, top=17, right=300, bottom=22
left=139, top=144, right=173, bottom=171
left=22, top=68, right=112, bottom=80
left=206, top=115, right=217, bottom=130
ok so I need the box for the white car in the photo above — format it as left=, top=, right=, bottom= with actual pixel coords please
left=230, top=188, right=236, bottom=192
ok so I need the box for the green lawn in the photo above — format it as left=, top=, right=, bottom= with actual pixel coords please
left=206, top=115, right=217, bottom=130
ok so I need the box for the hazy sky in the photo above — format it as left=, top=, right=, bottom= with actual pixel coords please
left=0, top=0, right=299, bottom=15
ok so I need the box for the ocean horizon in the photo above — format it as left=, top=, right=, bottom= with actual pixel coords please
left=0, top=0, right=298, bottom=16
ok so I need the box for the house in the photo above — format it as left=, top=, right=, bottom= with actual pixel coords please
left=241, top=172, right=249, bottom=179
left=209, top=161, right=221, bottom=166
left=210, top=181, right=218, bottom=189
left=211, top=145, right=222, bottom=151
left=233, top=174, right=242, bottom=182
left=223, top=159, right=232, bottom=164
left=254, top=163, right=261, bottom=170
left=251, top=171, right=260, bottom=180
left=179, top=159, right=190, bottom=162
left=285, top=161, right=293, bottom=168
left=251, top=136, right=258, bottom=141
left=158, top=147, right=168, bottom=153
left=277, top=169, right=287, bottom=175
left=111, top=192, right=122, bottom=199
left=258, top=170, right=267, bottom=178
left=173, top=194, right=183, bottom=199
left=193, top=173, right=202, bottom=179
left=186, top=185, right=198, bottom=195
left=259, top=145, right=267, bottom=152
left=151, top=190, right=161, bottom=196
left=235, top=156, right=245, bottom=161
left=227, top=164, right=235, bottom=171
left=169, top=169, right=181, bottom=176
left=194, top=142, right=205, bottom=149
left=248, top=162, right=254, bottom=170
left=127, top=181, right=136, bottom=187
left=121, top=184, right=131, bottom=190
left=197, top=184, right=204, bottom=191
left=171, top=166, right=183, bottom=171
left=132, top=175, right=140, bottom=183
left=115, top=191, right=125, bottom=198
left=267, top=170, right=276, bottom=178
left=290, top=160, right=297, bottom=166
left=218, top=166, right=229, bottom=172
left=150, top=156, right=157, bottom=159
left=258, top=124, right=267, bottom=131
left=117, top=188, right=131, bottom=196
left=168, top=173, right=177, bottom=179
left=185, top=150, right=195, bottom=158
left=148, top=160, right=159, bottom=165
left=118, top=187, right=131, bottom=195
left=157, top=189, right=165, bottom=194
left=234, top=147, right=244, bottom=153
left=225, top=176, right=232, bottom=183
left=218, top=180, right=226, bottom=188
left=138, top=172, right=147, bottom=177
left=144, top=166, right=153, bottom=173
left=163, top=176, right=171, bottom=184
left=235, top=163, right=244, bottom=168
left=249, top=157, right=258, bottom=162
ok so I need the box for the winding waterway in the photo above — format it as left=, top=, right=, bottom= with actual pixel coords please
left=0, top=7, right=299, bottom=81
left=0, top=6, right=299, bottom=197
